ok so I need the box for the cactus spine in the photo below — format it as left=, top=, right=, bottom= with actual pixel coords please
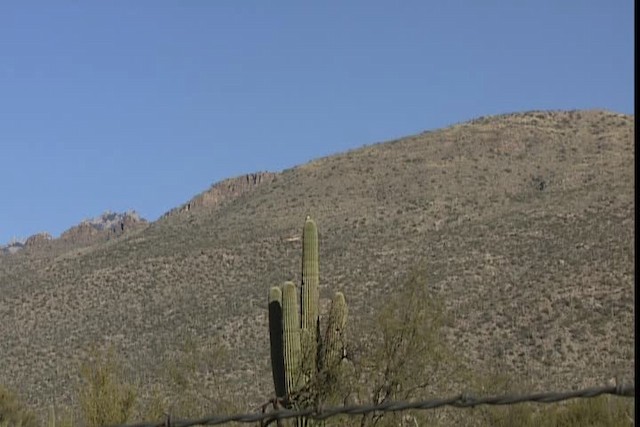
left=268, top=216, right=348, bottom=409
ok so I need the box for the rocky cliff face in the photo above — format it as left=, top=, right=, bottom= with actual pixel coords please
left=163, top=171, right=276, bottom=217
left=0, top=239, right=25, bottom=255
left=1, top=212, right=148, bottom=256
left=60, top=211, right=147, bottom=245
left=1, top=233, right=52, bottom=255
left=1, top=170, right=274, bottom=255
left=24, top=232, right=53, bottom=249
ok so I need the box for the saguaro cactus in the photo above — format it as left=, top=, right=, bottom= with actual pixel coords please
left=268, top=217, right=348, bottom=409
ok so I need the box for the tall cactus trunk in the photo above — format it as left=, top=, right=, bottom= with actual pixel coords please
left=301, top=217, right=320, bottom=378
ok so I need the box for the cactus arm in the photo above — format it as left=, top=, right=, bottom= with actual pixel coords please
left=322, top=292, right=348, bottom=372
left=282, top=282, right=302, bottom=396
left=268, top=286, right=287, bottom=399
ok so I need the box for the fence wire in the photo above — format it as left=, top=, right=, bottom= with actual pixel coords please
left=112, top=383, right=634, bottom=427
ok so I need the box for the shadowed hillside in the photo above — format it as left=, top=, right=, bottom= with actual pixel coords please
left=0, top=110, right=634, bottom=417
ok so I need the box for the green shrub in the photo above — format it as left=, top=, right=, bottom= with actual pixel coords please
left=77, top=347, right=136, bottom=427
left=353, top=266, right=458, bottom=427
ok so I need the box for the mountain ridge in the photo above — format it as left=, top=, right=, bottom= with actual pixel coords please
left=1, top=211, right=147, bottom=256
left=1, top=108, right=628, bottom=250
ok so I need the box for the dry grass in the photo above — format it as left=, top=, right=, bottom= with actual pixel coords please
left=0, top=384, right=38, bottom=427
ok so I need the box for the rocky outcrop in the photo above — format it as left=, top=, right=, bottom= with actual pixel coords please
left=24, top=232, right=53, bottom=249
left=117, top=212, right=146, bottom=233
left=164, top=171, right=276, bottom=217
left=0, top=239, right=25, bottom=255
left=2, top=212, right=148, bottom=256
left=60, top=211, right=147, bottom=245
left=59, top=221, right=102, bottom=245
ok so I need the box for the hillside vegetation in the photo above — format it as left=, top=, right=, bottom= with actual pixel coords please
left=0, top=110, right=634, bottom=424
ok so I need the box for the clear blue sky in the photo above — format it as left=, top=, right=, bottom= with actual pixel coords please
left=0, top=1, right=634, bottom=244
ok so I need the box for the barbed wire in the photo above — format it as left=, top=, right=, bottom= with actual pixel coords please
left=112, top=383, right=634, bottom=427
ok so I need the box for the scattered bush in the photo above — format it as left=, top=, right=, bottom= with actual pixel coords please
left=350, top=266, right=458, bottom=427
left=482, top=395, right=634, bottom=427
left=77, top=346, right=136, bottom=427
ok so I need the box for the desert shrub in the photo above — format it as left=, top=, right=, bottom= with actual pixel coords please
left=350, top=266, right=458, bottom=427
left=469, top=367, right=634, bottom=427
left=137, top=334, right=238, bottom=422
left=481, top=395, right=634, bottom=427
left=46, top=405, right=75, bottom=427
left=72, top=336, right=236, bottom=426
left=77, top=346, right=136, bottom=427
left=332, top=264, right=634, bottom=427
left=0, top=384, right=37, bottom=427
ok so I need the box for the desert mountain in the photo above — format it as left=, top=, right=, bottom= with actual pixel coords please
left=0, top=110, right=634, bottom=416
left=1, top=211, right=148, bottom=256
